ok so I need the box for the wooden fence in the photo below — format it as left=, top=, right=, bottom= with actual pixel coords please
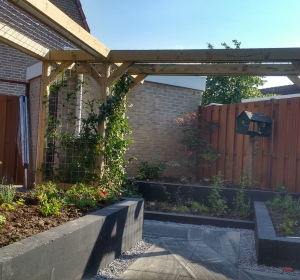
left=0, top=95, right=23, bottom=184
left=198, top=97, right=300, bottom=193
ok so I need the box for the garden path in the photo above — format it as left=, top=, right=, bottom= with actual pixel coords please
left=117, top=221, right=298, bottom=280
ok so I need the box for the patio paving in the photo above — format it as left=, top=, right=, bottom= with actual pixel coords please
left=116, top=221, right=298, bottom=280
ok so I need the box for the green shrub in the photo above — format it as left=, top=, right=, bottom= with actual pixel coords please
left=0, top=185, right=15, bottom=204
left=173, top=204, right=188, bottom=213
left=191, top=201, right=209, bottom=212
left=137, top=161, right=166, bottom=179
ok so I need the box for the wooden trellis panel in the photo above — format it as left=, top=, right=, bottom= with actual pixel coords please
left=199, top=97, right=300, bottom=193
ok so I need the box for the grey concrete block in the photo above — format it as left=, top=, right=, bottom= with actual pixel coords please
left=0, top=198, right=144, bottom=280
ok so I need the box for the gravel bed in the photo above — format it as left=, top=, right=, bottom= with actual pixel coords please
left=91, top=237, right=157, bottom=280
left=92, top=220, right=300, bottom=279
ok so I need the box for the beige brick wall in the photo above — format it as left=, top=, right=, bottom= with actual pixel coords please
left=125, top=81, right=202, bottom=178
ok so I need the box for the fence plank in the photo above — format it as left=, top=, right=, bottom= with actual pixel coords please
left=0, top=95, right=7, bottom=179
left=218, top=105, right=227, bottom=178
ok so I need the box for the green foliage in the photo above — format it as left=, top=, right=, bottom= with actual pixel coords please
left=40, top=198, right=63, bottom=216
left=1, top=203, right=15, bottom=211
left=0, top=185, right=15, bottom=204
left=275, top=182, right=286, bottom=192
left=175, top=112, right=220, bottom=172
left=201, top=40, right=276, bottom=105
left=120, top=179, right=141, bottom=198
left=233, top=174, right=252, bottom=219
left=191, top=201, right=209, bottom=212
left=266, top=194, right=300, bottom=217
left=173, top=204, right=188, bottom=213
left=32, top=182, right=111, bottom=216
left=0, top=215, right=6, bottom=233
left=279, top=217, right=294, bottom=236
left=180, top=176, right=189, bottom=184
left=137, top=161, right=166, bottom=180
left=208, top=172, right=227, bottom=216
left=42, top=71, right=133, bottom=196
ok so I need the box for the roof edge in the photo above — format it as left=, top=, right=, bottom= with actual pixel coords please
left=75, top=0, right=90, bottom=33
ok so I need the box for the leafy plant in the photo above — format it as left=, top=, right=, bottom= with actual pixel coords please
left=137, top=161, right=166, bottom=180
left=191, top=201, right=209, bottom=212
left=175, top=112, right=220, bottom=174
left=173, top=204, right=188, bottom=213
left=1, top=203, right=15, bottom=211
left=275, top=182, right=286, bottom=192
left=42, top=72, right=133, bottom=197
left=180, top=177, right=189, bottom=184
left=208, top=172, right=227, bottom=216
left=40, top=198, right=63, bottom=216
left=233, top=174, right=251, bottom=219
left=279, top=217, right=294, bottom=236
left=0, top=185, right=15, bottom=204
left=0, top=215, right=6, bottom=233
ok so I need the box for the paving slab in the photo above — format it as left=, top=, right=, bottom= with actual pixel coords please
left=115, top=221, right=299, bottom=280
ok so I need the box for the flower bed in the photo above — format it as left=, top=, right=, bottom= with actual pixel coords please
left=0, top=197, right=144, bottom=280
left=254, top=201, right=300, bottom=270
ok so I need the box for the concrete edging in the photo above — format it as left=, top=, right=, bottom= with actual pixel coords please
left=145, top=211, right=254, bottom=230
left=0, top=197, right=144, bottom=280
left=254, top=201, right=300, bottom=270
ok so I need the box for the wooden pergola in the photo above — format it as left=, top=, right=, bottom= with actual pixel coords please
left=2, top=0, right=300, bottom=184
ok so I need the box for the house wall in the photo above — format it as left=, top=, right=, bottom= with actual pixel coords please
left=0, top=0, right=89, bottom=186
left=125, top=81, right=202, bottom=178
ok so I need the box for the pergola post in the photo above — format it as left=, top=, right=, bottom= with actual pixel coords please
left=35, top=61, right=50, bottom=184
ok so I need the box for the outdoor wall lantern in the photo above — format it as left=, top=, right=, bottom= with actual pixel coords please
left=236, top=111, right=272, bottom=137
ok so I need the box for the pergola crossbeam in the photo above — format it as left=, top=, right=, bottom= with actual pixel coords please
left=107, top=62, right=134, bottom=87
left=110, top=49, right=300, bottom=63
left=128, top=63, right=300, bottom=76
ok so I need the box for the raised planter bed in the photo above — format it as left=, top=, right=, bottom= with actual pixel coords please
left=145, top=211, right=254, bottom=229
left=138, top=181, right=300, bottom=209
left=254, top=201, right=300, bottom=270
left=0, top=197, right=144, bottom=280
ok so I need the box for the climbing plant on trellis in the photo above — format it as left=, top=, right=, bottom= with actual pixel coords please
left=41, top=64, right=132, bottom=194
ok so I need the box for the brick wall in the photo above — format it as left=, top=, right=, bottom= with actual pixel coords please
left=125, top=81, right=202, bottom=178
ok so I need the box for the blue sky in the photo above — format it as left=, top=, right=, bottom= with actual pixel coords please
left=81, top=0, right=300, bottom=88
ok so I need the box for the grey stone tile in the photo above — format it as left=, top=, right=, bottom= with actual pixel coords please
left=185, top=262, right=236, bottom=279
left=143, top=223, right=190, bottom=239
left=119, top=270, right=181, bottom=280
left=125, top=254, right=188, bottom=277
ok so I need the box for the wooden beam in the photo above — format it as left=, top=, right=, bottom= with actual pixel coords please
left=107, top=62, right=134, bottom=87
left=35, top=61, right=50, bottom=184
left=49, top=50, right=96, bottom=61
left=110, top=48, right=300, bottom=63
left=0, top=23, right=49, bottom=60
left=8, top=0, right=110, bottom=60
left=80, top=62, right=101, bottom=86
left=287, top=75, right=300, bottom=88
left=292, top=61, right=300, bottom=71
left=128, top=74, right=148, bottom=92
left=49, top=62, right=73, bottom=82
left=127, top=63, right=300, bottom=76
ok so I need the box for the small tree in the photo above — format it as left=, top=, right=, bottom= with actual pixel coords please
left=175, top=112, right=220, bottom=175
left=202, top=40, right=268, bottom=105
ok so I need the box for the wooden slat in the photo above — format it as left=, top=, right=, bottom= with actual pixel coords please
left=210, top=107, right=219, bottom=176
left=286, top=98, right=299, bottom=192
left=275, top=99, right=287, bottom=186
left=3, top=97, right=19, bottom=183
left=217, top=106, right=227, bottom=177
left=225, top=104, right=236, bottom=182
left=0, top=95, right=7, bottom=179
left=107, top=62, right=134, bottom=87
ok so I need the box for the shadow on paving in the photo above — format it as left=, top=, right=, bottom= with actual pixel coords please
left=116, top=221, right=296, bottom=280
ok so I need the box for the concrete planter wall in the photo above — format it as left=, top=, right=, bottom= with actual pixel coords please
left=138, top=181, right=300, bottom=209
left=0, top=198, right=144, bottom=280
left=254, top=202, right=300, bottom=270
